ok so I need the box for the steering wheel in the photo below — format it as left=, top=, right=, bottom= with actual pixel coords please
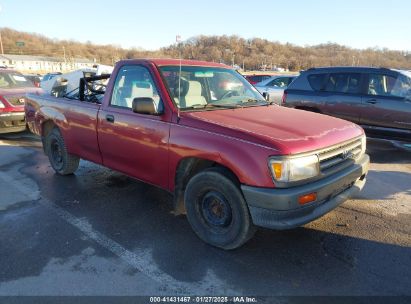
left=220, top=90, right=239, bottom=99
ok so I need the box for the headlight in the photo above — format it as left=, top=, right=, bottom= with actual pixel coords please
left=269, top=155, right=320, bottom=183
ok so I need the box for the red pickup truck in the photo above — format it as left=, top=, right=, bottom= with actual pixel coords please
left=26, top=59, right=369, bottom=249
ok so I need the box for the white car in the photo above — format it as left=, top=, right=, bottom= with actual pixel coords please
left=40, top=65, right=113, bottom=98
left=254, top=75, right=297, bottom=104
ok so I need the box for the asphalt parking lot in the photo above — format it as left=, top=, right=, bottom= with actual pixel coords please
left=0, top=132, right=410, bottom=297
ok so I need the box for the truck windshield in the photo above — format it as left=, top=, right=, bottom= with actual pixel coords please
left=159, top=66, right=267, bottom=110
left=0, top=72, right=34, bottom=89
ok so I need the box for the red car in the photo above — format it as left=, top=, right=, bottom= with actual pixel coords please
left=26, top=59, right=369, bottom=249
left=244, top=74, right=272, bottom=85
left=0, top=70, right=42, bottom=134
left=24, top=74, right=42, bottom=88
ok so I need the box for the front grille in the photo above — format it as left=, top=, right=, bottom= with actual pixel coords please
left=0, top=118, right=26, bottom=128
left=318, top=137, right=363, bottom=174
left=5, top=96, right=25, bottom=106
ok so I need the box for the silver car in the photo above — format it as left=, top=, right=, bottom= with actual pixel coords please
left=254, top=75, right=297, bottom=104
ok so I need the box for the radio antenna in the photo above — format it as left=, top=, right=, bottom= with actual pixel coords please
left=176, top=34, right=182, bottom=120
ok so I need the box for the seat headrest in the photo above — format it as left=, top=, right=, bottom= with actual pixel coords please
left=131, top=81, right=153, bottom=98
left=187, top=81, right=202, bottom=96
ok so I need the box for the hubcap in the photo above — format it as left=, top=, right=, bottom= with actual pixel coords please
left=51, top=139, right=63, bottom=168
left=201, top=191, right=232, bottom=227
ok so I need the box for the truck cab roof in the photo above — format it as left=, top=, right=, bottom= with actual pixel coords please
left=117, top=58, right=232, bottom=68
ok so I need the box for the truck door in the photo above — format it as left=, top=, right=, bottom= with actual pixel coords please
left=97, top=64, right=170, bottom=189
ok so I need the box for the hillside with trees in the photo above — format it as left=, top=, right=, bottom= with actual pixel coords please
left=1, top=28, right=410, bottom=71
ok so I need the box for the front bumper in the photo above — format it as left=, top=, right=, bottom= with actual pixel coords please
left=0, top=112, right=26, bottom=134
left=241, top=154, right=369, bottom=230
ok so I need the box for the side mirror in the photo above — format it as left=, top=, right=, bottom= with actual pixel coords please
left=132, top=97, right=162, bottom=115
left=262, top=92, right=270, bottom=101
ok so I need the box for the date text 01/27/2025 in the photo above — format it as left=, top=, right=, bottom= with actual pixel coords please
left=149, top=296, right=258, bottom=303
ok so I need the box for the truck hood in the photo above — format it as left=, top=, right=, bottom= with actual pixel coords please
left=180, top=105, right=364, bottom=155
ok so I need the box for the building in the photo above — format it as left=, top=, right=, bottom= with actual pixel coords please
left=0, top=54, right=95, bottom=73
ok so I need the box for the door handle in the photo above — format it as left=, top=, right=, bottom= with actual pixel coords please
left=366, top=99, right=377, bottom=104
left=106, top=114, right=115, bottom=123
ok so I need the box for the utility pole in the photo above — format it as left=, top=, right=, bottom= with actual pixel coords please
left=0, top=31, right=4, bottom=55
left=63, top=46, right=66, bottom=72
left=0, top=5, right=3, bottom=55
left=225, top=49, right=235, bottom=67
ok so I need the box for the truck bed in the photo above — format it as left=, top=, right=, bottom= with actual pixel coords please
left=26, top=93, right=103, bottom=165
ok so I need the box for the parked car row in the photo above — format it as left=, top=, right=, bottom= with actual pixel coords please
left=283, top=67, right=411, bottom=141
left=1, top=64, right=410, bottom=144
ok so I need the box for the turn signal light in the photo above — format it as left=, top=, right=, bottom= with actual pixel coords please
left=298, top=193, right=317, bottom=205
left=271, top=163, right=282, bottom=179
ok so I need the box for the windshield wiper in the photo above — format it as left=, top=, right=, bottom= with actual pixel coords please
left=241, top=98, right=270, bottom=106
left=185, top=103, right=242, bottom=110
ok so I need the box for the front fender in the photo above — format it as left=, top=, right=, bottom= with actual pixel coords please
left=169, top=124, right=279, bottom=190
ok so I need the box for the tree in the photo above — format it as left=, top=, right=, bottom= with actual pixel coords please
left=1, top=28, right=410, bottom=71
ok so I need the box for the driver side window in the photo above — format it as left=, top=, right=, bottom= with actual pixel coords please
left=367, top=73, right=411, bottom=98
left=111, top=65, right=163, bottom=111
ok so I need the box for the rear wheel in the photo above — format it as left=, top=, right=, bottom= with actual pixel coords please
left=45, top=128, right=79, bottom=175
left=184, top=168, right=255, bottom=250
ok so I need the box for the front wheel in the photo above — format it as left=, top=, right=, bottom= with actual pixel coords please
left=45, top=127, right=80, bottom=175
left=184, top=168, right=255, bottom=250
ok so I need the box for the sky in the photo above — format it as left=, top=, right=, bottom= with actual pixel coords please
left=0, top=0, right=410, bottom=51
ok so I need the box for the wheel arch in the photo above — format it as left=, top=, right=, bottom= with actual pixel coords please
left=172, top=157, right=240, bottom=215
left=40, top=120, right=58, bottom=153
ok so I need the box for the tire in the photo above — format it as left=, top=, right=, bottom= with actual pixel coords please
left=184, top=168, right=255, bottom=250
left=45, top=127, right=80, bottom=175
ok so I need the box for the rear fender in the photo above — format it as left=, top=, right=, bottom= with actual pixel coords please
left=36, top=108, right=69, bottom=153
left=38, top=107, right=68, bottom=136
